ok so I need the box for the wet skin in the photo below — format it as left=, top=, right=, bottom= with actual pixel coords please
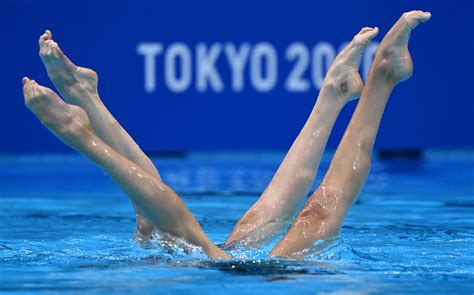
left=23, top=10, right=430, bottom=259
left=270, top=10, right=431, bottom=257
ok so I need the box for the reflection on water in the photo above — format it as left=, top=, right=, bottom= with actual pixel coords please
left=0, top=153, right=473, bottom=293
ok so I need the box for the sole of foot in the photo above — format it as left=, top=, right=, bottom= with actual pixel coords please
left=23, top=77, right=92, bottom=147
left=38, top=30, right=98, bottom=105
left=376, top=10, right=431, bottom=83
left=326, top=27, right=379, bottom=102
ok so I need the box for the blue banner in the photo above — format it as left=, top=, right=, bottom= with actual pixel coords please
left=1, top=0, right=473, bottom=152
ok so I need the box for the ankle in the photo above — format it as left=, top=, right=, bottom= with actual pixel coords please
left=317, top=81, right=350, bottom=108
left=373, top=47, right=413, bottom=84
left=323, top=71, right=363, bottom=103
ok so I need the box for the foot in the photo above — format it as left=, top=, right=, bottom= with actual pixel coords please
left=325, top=27, right=379, bottom=101
left=39, top=30, right=99, bottom=106
left=23, top=77, right=92, bottom=148
left=376, top=11, right=431, bottom=83
left=38, top=31, right=158, bottom=241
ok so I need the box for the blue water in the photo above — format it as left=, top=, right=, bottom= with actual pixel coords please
left=0, top=151, right=473, bottom=294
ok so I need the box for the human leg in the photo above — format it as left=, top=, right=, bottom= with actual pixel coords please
left=38, top=31, right=159, bottom=238
left=22, top=78, right=230, bottom=260
left=225, top=27, right=379, bottom=246
left=270, top=11, right=431, bottom=257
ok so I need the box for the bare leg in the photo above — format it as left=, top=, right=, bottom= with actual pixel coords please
left=38, top=31, right=157, bottom=239
left=225, top=28, right=379, bottom=246
left=270, top=11, right=431, bottom=257
left=22, top=78, right=230, bottom=260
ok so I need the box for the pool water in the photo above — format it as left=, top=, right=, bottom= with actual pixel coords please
left=1, top=151, right=473, bottom=294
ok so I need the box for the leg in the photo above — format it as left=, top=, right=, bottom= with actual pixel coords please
left=38, top=31, right=157, bottom=239
left=270, top=11, right=431, bottom=257
left=22, top=78, right=230, bottom=260
left=225, top=27, right=379, bottom=246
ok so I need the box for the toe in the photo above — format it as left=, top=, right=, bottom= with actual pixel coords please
left=39, top=30, right=52, bottom=45
left=22, top=77, right=30, bottom=98
left=334, top=27, right=378, bottom=66
left=359, top=27, right=373, bottom=34
left=415, top=11, right=431, bottom=22
left=361, top=27, right=379, bottom=40
left=30, top=82, right=38, bottom=97
left=41, top=40, right=58, bottom=56
left=23, top=81, right=33, bottom=101
left=403, top=10, right=431, bottom=29
left=353, top=27, right=379, bottom=46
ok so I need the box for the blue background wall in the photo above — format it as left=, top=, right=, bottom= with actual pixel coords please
left=1, top=0, right=472, bottom=153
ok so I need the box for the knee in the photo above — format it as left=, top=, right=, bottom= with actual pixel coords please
left=296, top=199, right=343, bottom=238
left=239, top=209, right=258, bottom=225
left=300, top=187, right=345, bottom=224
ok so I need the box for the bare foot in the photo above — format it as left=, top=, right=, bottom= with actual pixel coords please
left=376, top=10, right=431, bottom=83
left=38, top=31, right=158, bottom=241
left=38, top=30, right=98, bottom=106
left=23, top=77, right=92, bottom=148
left=325, top=27, right=379, bottom=101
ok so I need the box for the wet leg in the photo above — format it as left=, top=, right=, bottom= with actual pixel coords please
left=270, top=11, right=431, bottom=257
left=226, top=27, right=379, bottom=246
left=38, top=31, right=158, bottom=239
left=22, top=78, right=230, bottom=260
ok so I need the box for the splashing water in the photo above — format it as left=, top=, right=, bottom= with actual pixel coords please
left=1, top=152, right=473, bottom=293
